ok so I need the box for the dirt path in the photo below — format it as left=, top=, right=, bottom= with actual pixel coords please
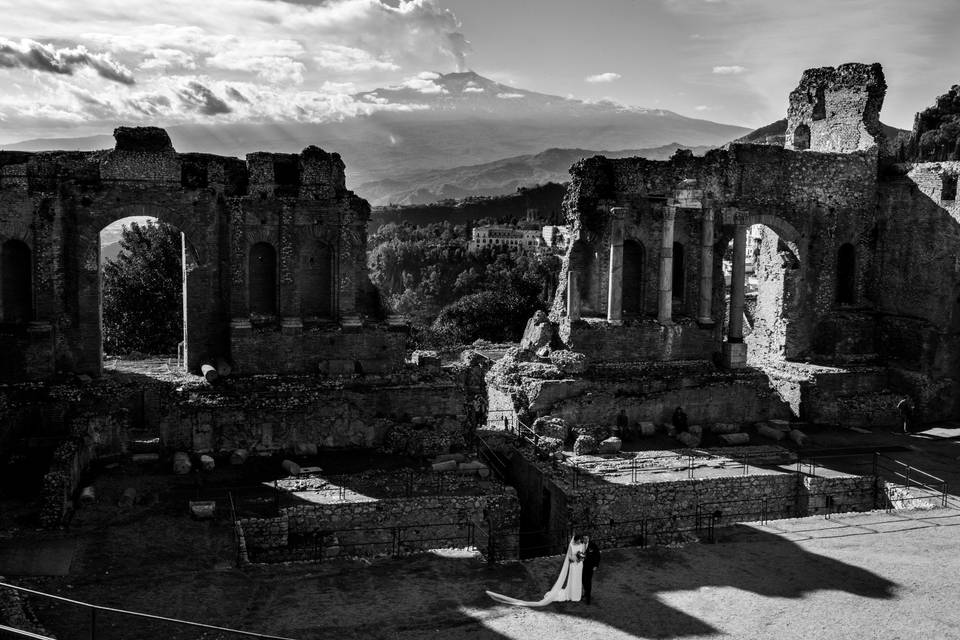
left=18, top=508, right=960, bottom=639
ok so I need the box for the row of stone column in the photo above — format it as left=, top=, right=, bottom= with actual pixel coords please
left=567, top=206, right=750, bottom=351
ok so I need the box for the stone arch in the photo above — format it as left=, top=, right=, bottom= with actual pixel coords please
left=622, top=239, right=645, bottom=314
left=720, top=213, right=807, bottom=363
left=1, top=239, right=33, bottom=323
left=793, top=124, right=811, bottom=151
left=72, top=201, right=214, bottom=376
left=739, top=213, right=803, bottom=263
left=836, top=242, right=857, bottom=304
left=249, top=242, right=278, bottom=315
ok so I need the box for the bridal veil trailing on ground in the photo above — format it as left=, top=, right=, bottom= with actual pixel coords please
left=486, top=536, right=585, bottom=606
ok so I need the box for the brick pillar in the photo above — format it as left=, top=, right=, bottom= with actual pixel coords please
left=567, top=271, right=581, bottom=322
left=698, top=207, right=716, bottom=325
left=607, top=207, right=626, bottom=325
left=658, top=205, right=676, bottom=324
left=723, top=223, right=748, bottom=368
left=227, top=199, right=248, bottom=319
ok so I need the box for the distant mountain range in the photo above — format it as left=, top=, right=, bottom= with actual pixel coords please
left=4, top=71, right=749, bottom=204
left=360, top=143, right=713, bottom=205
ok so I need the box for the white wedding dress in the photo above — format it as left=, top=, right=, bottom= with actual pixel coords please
left=486, top=537, right=585, bottom=606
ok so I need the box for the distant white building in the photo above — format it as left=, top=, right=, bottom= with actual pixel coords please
left=469, top=225, right=544, bottom=253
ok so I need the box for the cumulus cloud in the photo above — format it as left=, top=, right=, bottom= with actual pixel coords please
left=399, top=71, right=447, bottom=94
left=585, top=72, right=621, bottom=83
left=694, top=104, right=712, bottom=111
left=496, top=92, right=524, bottom=99
left=463, top=86, right=484, bottom=93
left=314, top=44, right=399, bottom=72
left=206, top=39, right=306, bottom=84
left=712, top=65, right=746, bottom=75
left=0, top=37, right=135, bottom=84
left=139, top=48, right=196, bottom=71
left=177, top=81, right=231, bottom=115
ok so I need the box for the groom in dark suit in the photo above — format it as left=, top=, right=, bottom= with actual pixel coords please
left=581, top=534, right=601, bottom=604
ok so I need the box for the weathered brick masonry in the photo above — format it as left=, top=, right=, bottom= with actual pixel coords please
left=0, top=126, right=387, bottom=380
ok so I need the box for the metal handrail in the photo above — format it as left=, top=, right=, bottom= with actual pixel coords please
left=0, top=582, right=296, bottom=640
left=0, top=624, right=55, bottom=640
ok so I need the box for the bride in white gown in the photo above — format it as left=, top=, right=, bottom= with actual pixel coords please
left=486, top=535, right=586, bottom=606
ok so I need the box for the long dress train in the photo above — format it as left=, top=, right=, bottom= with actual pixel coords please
left=486, top=537, right=585, bottom=607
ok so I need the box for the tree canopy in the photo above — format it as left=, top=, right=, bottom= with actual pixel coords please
left=102, top=220, right=183, bottom=356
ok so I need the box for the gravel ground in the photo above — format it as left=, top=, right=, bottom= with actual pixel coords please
left=12, top=507, right=960, bottom=640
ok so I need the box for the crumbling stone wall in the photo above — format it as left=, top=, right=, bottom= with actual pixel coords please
left=784, top=63, right=886, bottom=153
left=0, top=127, right=385, bottom=380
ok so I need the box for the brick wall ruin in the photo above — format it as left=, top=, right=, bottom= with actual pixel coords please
left=546, top=62, right=960, bottom=421
left=0, top=127, right=388, bottom=381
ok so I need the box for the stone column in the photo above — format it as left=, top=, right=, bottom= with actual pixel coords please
left=658, top=204, right=676, bottom=324
left=607, top=207, right=626, bottom=325
left=698, top=207, right=715, bottom=325
left=567, top=271, right=581, bottom=322
left=723, top=223, right=748, bottom=368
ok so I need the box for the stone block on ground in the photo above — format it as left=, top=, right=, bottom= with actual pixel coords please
left=757, top=424, right=786, bottom=441
left=789, top=429, right=809, bottom=446
left=675, top=432, right=701, bottom=448
left=432, top=459, right=457, bottom=472
left=598, top=437, right=622, bottom=454
left=532, top=416, right=569, bottom=441
left=230, top=449, right=248, bottom=466
left=638, top=422, right=657, bottom=437
left=118, top=487, right=137, bottom=508
left=710, top=423, right=741, bottom=434
left=281, top=459, right=302, bottom=476
left=718, top=433, right=750, bottom=446
left=520, top=310, right=554, bottom=352
left=173, top=452, right=192, bottom=475
left=189, top=500, right=216, bottom=519
left=199, top=455, right=215, bottom=472
left=537, top=436, right=563, bottom=455
left=573, top=434, right=598, bottom=456
left=80, top=486, right=96, bottom=504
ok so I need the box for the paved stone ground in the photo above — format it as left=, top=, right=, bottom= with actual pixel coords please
left=10, top=507, right=960, bottom=640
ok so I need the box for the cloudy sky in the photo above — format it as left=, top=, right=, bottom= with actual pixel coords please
left=0, top=0, right=957, bottom=144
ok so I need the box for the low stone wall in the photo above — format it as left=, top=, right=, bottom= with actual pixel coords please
left=488, top=362, right=793, bottom=429
left=231, top=325, right=407, bottom=375
left=559, top=318, right=719, bottom=364
left=237, top=490, right=520, bottom=563
left=801, top=475, right=879, bottom=515
left=799, top=368, right=901, bottom=426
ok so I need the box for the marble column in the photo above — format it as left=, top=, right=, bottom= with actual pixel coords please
left=567, top=271, right=581, bottom=322
left=658, top=205, right=676, bottom=324
left=723, top=223, right=749, bottom=368
left=728, top=223, right=747, bottom=342
left=607, top=207, right=626, bottom=325
left=698, top=207, right=716, bottom=325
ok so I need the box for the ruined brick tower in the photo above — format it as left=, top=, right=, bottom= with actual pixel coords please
left=784, top=62, right=887, bottom=153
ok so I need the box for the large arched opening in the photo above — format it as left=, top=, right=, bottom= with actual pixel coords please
left=99, top=216, right=194, bottom=370
left=722, top=215, right=804, bottom=364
